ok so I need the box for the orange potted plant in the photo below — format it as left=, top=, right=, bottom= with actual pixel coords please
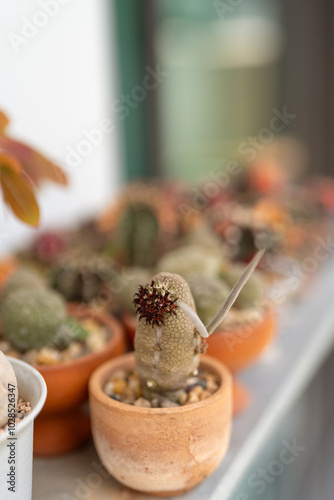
left=89, top=251, right=262, bottom=495
left=0, top=269, right=126, bottom=455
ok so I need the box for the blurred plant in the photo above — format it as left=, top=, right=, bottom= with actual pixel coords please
left=0, top=110, right=67, bottom=226
left=97, top=183, right=182, bottom=267
left=52, top=251, right=115, bottom=304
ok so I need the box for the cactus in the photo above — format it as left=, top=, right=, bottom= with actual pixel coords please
left=115, top=204, right=159, bottom=268
left=1, top=267, right=45, bottom=302
left=1, top=288, right=67, bottom=351
left=155, top=245, right=222, bottom=279
left=220, top=263, right=264, bottom=309
left=133, top=249, right=265, bottom=401
left=52, top=252, right=114, bottom=303
left=133, top=272, right=201, bottom=401
left=0, top=351, right=18, bottom=427
left=186, top=274, right=230, bottom=326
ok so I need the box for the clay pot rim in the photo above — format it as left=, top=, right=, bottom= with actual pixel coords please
left=214, top=301, right=276, bottom=333
left=89, top=352, right=232, bottom=415
left=35, top=305, right=124, bottom=375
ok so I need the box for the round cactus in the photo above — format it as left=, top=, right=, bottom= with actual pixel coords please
left=1, top=288, right=67, bottom=351
left=0, top=351, right=18, bottom=427
left=155, top=245, right=222, bottom=279
left=1, top=267, right=45, bottom=302
left=220, top=263, right=264, bottom=309
left=186, top=274, right=230, bottom=326
left=133, top=272, right=201, bottom=400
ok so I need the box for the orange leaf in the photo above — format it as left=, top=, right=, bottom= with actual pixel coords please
left=0, top=165, right=40, bottom=227
left=0, top=152, right=22, bottom=174
left=0, top=136, right=68, bottom=186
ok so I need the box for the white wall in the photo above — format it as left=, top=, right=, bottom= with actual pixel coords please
left=0, top=0, right=122, bottom=254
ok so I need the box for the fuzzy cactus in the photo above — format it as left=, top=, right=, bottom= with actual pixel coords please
left=133, top=249, right=265, bottom=401
left=186, top=274, right=230, bottom=326
left=0, top=351, right=18, bottom=427
left=133, top=272, right=202, bottom=401
left=1, top=267, right=45, bottom=302
left=220, top=263, right=264, bottom=309
left=1, top=288, right=67, bottom=351
left=52, top=252, right=114, bottom=303
left=155, top=245, right=222, bottom=279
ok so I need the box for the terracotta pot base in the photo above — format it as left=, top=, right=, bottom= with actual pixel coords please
left=89, top=353, right=233, bottom=495
left=34, top=407, right=91, bottom=456
left=233, top=379, right=250, bottom=415
left=34, top=305, right=126, bottom=455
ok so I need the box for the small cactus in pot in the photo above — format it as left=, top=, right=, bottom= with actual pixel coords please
left=133, top=248, right=265, bottom=402
left=89, top=248, right=265, bottom=495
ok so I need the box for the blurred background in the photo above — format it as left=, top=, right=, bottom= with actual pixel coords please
left=1, top=0, right=333, bottom=250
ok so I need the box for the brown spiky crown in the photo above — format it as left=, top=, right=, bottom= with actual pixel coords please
left=133, top=280, right=178, bottom=326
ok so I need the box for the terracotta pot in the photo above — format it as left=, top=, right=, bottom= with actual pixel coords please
left=206, top=303, right=276, bottom=414
left=33, top=304, right=126, bottom=455
left=89, top=352, right=232, bottom=496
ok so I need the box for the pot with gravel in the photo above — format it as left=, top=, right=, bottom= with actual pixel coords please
left=0, top=270, right=126, bottom=455
left=89, top=249, right=264, bottom=495
left=0, top=351, right=47, bottom=500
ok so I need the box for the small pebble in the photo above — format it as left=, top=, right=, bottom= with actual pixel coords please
left=113, top=379, right=127, bottom=395
left=134, top=397, right=151, bottom=408
left=103, top=369, right=219, bottom=408
left=160, top=400, right=180, bottom=408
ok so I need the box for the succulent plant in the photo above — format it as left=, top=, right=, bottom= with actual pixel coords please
left=52, top=252, right=115, bottom=304
left=1, top=288, right=67, bottom=351
left=186, top=274, right=230, bottom=326
left=133, top=248, right=264, bottom=401
left=155, top=244, right=222, bottom=279
left=220, top=263, right=264, bottom=309
left=98, top=183, right=181, bottom=268
left=53, top=317, right=89, bottom=350
left=0, top=351, right=18, bottom=427
left=1, top=267, right=46, bottom=302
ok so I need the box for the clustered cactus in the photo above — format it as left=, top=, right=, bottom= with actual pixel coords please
left=51, top=252, right=115, bottom=303
left=0, top=268, right=88, bottom=352
left=1, top=287, right=67, bottom=351
left=133, top=249, right=264, bottom=401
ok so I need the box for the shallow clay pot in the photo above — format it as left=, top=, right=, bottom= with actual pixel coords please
left=33, top=304, right=126, bottom=456
left=206, top=303, right=276, bottom=414
left=89, top=352, right=232, bottom=496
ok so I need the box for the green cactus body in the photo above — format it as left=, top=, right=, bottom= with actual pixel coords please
left=133, top=272, right=201, bottom=401
left=220, top=264, right=264, bottom=309
left=1, top=267, right=45, bottom=302
left=187, top=274, right=230, bottom=326
left=52, top=252, right=114, bottom=303
left=155, top=245, right=222, bottom=279
left=117, top=204, right=159, bottom=267
left=1, top=288, right=67, bottom=351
